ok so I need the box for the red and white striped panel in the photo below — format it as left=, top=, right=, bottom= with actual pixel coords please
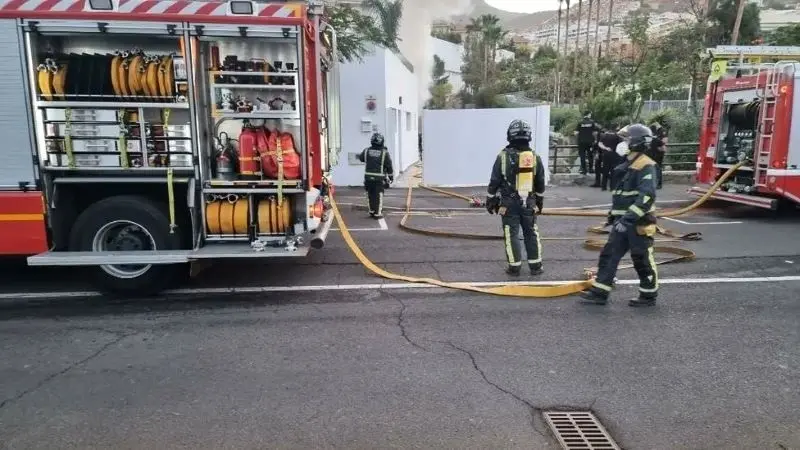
left=0, top=0, right=302, bottom=18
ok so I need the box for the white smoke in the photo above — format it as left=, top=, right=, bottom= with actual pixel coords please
left=395, top=0, right=474, bottom=110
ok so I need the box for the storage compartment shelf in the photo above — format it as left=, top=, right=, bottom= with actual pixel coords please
left=38, top=101, right=188, bottom=109
left=211, top=111, right=300, bottom=120
left=211, top=83, right=296, bottom=90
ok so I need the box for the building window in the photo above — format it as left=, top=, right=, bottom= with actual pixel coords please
left=406, top=112, right=412, bottom=131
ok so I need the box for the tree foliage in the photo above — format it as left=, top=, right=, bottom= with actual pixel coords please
left=766, top=24, right=800, bottom=46
left=325, top=0, right=403, bottom=63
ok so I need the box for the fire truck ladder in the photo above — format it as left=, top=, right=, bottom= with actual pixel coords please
left=755, top=61, right=798, bottom=186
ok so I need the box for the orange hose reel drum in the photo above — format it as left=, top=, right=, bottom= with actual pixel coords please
left=206, top=197, right=249, bottom=235
left=257, top=196, right=292, bottom=235
left=238, top=126, right=261, bottom=179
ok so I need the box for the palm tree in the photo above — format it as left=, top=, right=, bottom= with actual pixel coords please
left=564, top=0, right=571, bottom=58
left=585, top=0, right=593, bottom=52
left=575, top=0, right=583, bottom=54
left=593, top=0, right=601, bottom=60
left=606, top=0, right=614, bottom=59
left=361, top=0, right=403, bottom=51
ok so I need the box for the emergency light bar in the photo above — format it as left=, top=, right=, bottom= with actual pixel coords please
left=227, top=1, right=256, bottom=16
left=705, top=45, right=800, bottom=60
left=86, top=0, right=119, bottom=12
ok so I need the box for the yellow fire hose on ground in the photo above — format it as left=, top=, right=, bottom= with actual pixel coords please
left=330, top=162, right=746, bottom=298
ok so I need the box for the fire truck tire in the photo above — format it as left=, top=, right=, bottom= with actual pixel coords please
left=69, top=195, right=183, bottom=296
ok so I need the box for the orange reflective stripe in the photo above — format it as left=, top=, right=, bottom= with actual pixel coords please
left=0, top=213, right=44, bottom=222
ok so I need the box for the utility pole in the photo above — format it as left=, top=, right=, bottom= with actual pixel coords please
left=731, top=0, right=747, bottom=45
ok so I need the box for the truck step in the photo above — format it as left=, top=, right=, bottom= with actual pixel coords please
left=189, top=242, right=309, bottom=259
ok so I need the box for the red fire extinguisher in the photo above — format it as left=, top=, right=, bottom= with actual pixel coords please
left=238, top=121, right=260, bottom=180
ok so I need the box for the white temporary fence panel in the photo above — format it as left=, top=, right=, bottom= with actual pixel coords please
left=422, top=107, right=550, bottom=187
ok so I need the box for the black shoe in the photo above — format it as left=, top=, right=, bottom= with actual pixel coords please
left=369, top=212, right=375, bottom=218
left=601, top=188, right=607, bottom=191
left=506, top=266, right=521, bottom=276
left=373, top=214, right=384, bottom=219
left=529, top=264, right=543, bottom=276
left=579, top=290, right=608, bottom=305
left=629, top=296, right=657, bottom=307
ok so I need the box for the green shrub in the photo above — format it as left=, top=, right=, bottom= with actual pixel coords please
left=550, top=107, right=582, bottom=135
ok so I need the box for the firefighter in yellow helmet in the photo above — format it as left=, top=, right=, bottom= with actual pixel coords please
left=580, top=123, right=660, bottom=307
left=486, top=119, right=546, bottom=276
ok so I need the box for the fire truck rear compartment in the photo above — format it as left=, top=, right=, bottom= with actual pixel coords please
left=13, top=15, right=333, bottom=295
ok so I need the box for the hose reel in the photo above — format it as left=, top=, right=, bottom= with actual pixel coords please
left=205, top=194, right=292, bottom=236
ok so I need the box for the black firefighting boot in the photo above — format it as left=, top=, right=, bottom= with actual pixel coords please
left=579, top=288, right=609, bottom=305
left=529, top=263, right=543, bottom=276
left=506, top=265, right=521, bottom=276
left=629, top=294, right=657, bottom=307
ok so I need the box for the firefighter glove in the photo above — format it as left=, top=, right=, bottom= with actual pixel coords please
left=485, top=195, right=500, bottom=215
left=535, top=196, right=543, bottom=214
left=613, top=221, right=628, bottom=234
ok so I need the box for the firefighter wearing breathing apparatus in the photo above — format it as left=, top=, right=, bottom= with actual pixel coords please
left=358, top=132, right=394, bottom=219
left=580, top=123, right=660, bottom=307
left=486, top=119, right=546, bottom=276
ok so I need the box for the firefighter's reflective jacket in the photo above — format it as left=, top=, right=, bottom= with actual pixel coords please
left=610, top=153, right=657, bottom=225
left=487, top=146, right=545, bottom=200
left=358, top=146, right=393, bottom=182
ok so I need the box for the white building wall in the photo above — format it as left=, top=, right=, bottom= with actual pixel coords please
left=431, top=37, right=465, bottom=93
left=384, top=51, right=420, bottom=175
left=422, top=107, right=551, bottom=187
left=332, top=48, right=386, bottom=187
left=331, top=46, right=419, bottom=186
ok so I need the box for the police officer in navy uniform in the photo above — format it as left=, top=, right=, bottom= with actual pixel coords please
left=357, top=132, right=394, bottom=219
left=575, top=111, right=601, bottom=175
left=648, top=122, right=668, bottom=189
left=598, top=123, right=624, bottom=191
left=486, top=119, right=546, bottom=276
left=580, top=124, right=660, bottom=307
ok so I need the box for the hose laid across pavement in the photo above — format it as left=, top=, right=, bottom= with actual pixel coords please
left=330, top=161, right=746, bottom=298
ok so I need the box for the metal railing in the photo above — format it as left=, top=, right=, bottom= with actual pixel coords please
left=549, top=142, right=699, bottom=174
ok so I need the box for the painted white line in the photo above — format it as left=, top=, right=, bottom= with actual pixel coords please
left=662, top=217, right=743, bottom=225
left=549, top=200, right=692, bottom=210
left=3, top=276, right=800, bottom=300
left=378, top=218, right=388, bottom=230
left=330, top=227, right=384, bottom=232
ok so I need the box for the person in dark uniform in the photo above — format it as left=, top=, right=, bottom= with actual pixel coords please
left=579, top=123, right=660, bottom=307
left=357, top=132, right=394, bottom=219
left=575, top=111, right=601, bottom=175
left=590, top=125, right=607, bottom=188
left=486, top=119, right=546, bottom=276
left=598, top=124, right=624, bottom=191
left=648, top=122, right=668, bottom=189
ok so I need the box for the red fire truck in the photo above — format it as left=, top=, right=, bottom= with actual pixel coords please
left=690, top=45, right=800, bottom=210
left=0, top=0, right=341, bottom=294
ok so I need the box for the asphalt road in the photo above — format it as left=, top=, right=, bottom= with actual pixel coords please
left=1, top=184, right=799, bottom=449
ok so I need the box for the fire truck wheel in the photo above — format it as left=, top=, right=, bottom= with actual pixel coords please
left=69, top=195, right=184, bottom=296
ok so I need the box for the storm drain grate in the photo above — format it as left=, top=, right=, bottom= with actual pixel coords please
left=543, top=411, right=621, bottom=450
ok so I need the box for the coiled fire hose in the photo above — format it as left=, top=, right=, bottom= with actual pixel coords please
left=330, top=161, right=747, bottom=298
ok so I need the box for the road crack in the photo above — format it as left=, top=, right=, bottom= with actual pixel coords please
left=444, top=341, right=552, bottom=442
left=383, top=290, right=428, bottom=352
left=0, top=332, right=135, bottom=410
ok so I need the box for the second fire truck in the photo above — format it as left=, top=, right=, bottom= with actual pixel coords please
left=690, top=45, right=800, bottom=210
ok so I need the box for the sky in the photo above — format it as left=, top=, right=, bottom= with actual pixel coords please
left=485, top=0, right=560, bottom=13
